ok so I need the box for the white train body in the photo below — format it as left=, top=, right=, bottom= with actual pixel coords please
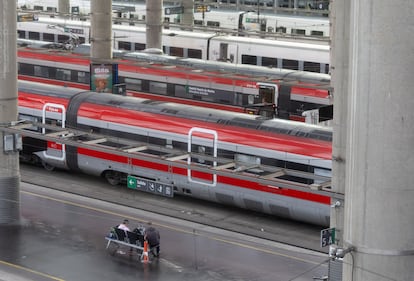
left=17, top=16, right=330, bottom=73
left=17, top=1, right=330, bottom=37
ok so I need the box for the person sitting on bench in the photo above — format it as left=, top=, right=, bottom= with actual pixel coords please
left=117, top=219, right=130, bottom=232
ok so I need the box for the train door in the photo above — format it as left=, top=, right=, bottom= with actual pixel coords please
left=40, top=103, right=67, bottom=169
left=259, top=18, right=267, bottom=32
left=187, top=127, right=217, bottom=187
left=238, top=12, right=246, bottom=31
left=257, top=83, right=278, bottom=118
left=219, top=42, right=238, bottom=63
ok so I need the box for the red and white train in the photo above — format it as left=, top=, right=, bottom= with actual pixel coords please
left=18, top=47, right=333, bottom=122
left=18, top=80, right=332, bottom=226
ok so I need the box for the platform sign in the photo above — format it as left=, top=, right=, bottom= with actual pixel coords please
left=165, top=6, right=183, bottom=15
left=194, top=4, right=211, bottom=13
left=127, top=175, right=173, bottom=197
left=17, top=13, right=39, bottom=22
left=320, top=227, right=335, bottom=247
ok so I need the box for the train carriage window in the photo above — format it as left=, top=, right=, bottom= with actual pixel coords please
left=28, top=32, right=40, bottom=40
left=324, top=64, right=330, bottom=74
left=124, top=77, right=142, bottom=91
left=118, top=41, right=132, bottom=51
left=282, top=59, right=299, bottom=70
left=303, top=61, right=321, bottom=73
left=242, top=55, right=257, bottom=65
left=77, top=71, right=89, bottom=84
left=43, top=33, right=55, bottom=42
left=169, top=47, right=184, bottom=57
left=34, top=65, right=49, bottom=78
left=134, top=43, right=146, bottom=51
left=262, top=57, right=277, bottom=67
left=292, top=29, right=306, bottom=35
left=248, top=94, right=255, bottom=105
left=18, top=63, right=34, bottom=76
left=56, top=68, right=71, bottom=81
left=311, top=30, right=324, bottom=37
left=188, top=49, right=202, bottom=59
left=275, top=26, right=287, bottom=33
left=17, top=30, right=25, bottom=39
left=194, top=20, right=203, bottom=26
left=149, top=81, right=167, bottom=95
left=57, top=34, right=70, bottom=43
left=207, top=21, right=220, bottom=27
left=33, top=5, right=44, bottom=11
left=233, top=93, right=244, bottom=106
left=174, top=85, right=187, bottom=98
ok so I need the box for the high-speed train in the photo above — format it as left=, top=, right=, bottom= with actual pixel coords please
left=17, top=16, right=330, bottom=73
left=17, top=0, right=330, bottom=37
left=18, top=46, right=332, bottom=122
left=18, top=80, right=332, bottom=226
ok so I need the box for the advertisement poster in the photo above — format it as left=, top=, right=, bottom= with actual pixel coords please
left=90, top=64, right=113, bottom=93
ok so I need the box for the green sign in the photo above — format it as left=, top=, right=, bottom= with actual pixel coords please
left=127, top=175, right=173, bottom=197
left=320, top=227, right=335, bottom=247
left=127, top=176, right=137, bottom=189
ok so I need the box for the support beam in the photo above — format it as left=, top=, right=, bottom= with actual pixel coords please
left=91, top=0, right=113, bottom=61
left=0, top=0, right=20, bottom=225
left=146, top=0, right=163, bottom=50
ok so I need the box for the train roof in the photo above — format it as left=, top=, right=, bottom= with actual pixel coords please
left=122, top=51, right=331, bottom=84
left=210, top=34, right=330, bottom=49
left=27, top=16, right=218, bottom=39
left=17, top=44, right=331, bottom=89
left=18, top=80, right=332, bottom=142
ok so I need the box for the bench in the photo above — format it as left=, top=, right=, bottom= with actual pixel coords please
left=105, top=227, right=148, bottom=261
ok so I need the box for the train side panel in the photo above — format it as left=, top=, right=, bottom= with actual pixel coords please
left=17, top=81, right=332, bottom=226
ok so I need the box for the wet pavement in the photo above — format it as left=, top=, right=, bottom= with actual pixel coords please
left=0, top=164, right=330, bottom=280
left=18, top=163, right=326, bottom=252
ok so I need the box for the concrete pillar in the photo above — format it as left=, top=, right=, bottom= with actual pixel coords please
left=90, top=0, right=113, bottom=61
left=330, top=0, right=350, bottom=245
left=329, top=0, right=350, bottom=278
left=181, top=0, right=194, bottom=28
left=0, top=0, right=20, bottom=225
left=146, top=0, right=163, bottom=50
left=342, top=1, right=414, bottom=280
left=58, top=0, right=70, bottom=17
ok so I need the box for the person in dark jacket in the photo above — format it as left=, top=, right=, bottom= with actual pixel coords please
left=144, top=222, right=160, bottom=257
